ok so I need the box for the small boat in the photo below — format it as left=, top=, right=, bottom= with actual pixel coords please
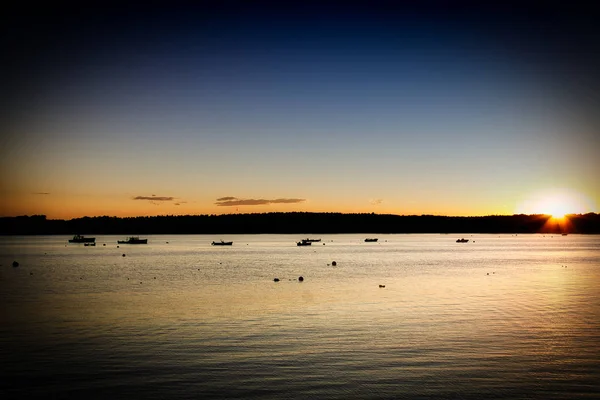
left=364, top=238, right=378, bottom=242
left=456, top=238, right=469, bottom=243
left=69, top=235, right=96, bottom=243
left=561, top=233, right=568, bottom=236
left=302, top=238, right=321, bottom=243
left=297, top=241, right=312, bottom=246
left=212, top=240, right=233, bottom=246
left=117, top=237, right=148, bottom=244
left=84, top=242, right=96, bottom=247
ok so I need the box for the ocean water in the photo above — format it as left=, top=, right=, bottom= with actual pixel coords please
left=1, top=234, right=599, bottom=399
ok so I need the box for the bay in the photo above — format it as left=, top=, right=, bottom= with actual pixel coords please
left=1, top=234, right=599, bottom=399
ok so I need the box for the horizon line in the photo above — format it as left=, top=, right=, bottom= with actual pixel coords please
left=3, top=211, right=598, bottom=221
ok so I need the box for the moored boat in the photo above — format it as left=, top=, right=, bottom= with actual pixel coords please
left=297, top=241, right=312, bottom=246
left=456, top=238, right=469, bottom=243
left=364, top=238, right=378, bottom=242
left=69, top=235, right=96, bottom=243
left=117, top=237, right=148, bottom=244
left=302, top=238, right=321, bottom=243
left=212, top=240, right=233, bottom=246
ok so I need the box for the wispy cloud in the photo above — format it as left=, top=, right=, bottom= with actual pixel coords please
left=370, top=199, right=383, bottom=205
left=215, top=197, right=306, bottom=206
left=133, top=195, right=174, bottom=201
left=33, top=192, right=50, bottom=195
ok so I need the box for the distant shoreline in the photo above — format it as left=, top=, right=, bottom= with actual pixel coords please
left=1, top=212, right=599, bottom=235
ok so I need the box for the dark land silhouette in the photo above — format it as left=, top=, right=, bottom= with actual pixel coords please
left=1, top=212, right=599, bottom=235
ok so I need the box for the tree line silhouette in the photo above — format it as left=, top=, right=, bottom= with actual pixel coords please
left=1, top=212, right=599, bottom=235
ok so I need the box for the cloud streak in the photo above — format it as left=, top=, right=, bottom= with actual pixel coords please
left=33, top=192, right=50, bottom=195
left=133, top=195, right=174, bottom=201
left=216, top=197, right=306, bottom=206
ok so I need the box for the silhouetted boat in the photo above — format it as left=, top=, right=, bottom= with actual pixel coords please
left=297, top=241, right=312, bottom=246
left=117, top=237, right=148, bottom=244
left=562, top=233, right=568, bottom=236
left=212, top=240, right=233, bottom=246
left=456, top=238, right=469, bottom=243
left=69, top=235, right=95, bottom=243
left=302, top=238, right=321, bottom=243
left=364, top=238, right=378, bottom=242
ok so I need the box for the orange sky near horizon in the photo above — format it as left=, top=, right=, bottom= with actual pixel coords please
left=1, top=185, right=597, bottom=220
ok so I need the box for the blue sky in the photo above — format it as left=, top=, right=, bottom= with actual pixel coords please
left=2, top=2, right=599, bottom=218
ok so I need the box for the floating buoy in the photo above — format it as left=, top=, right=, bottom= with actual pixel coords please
left=12, top=261, right=19, bottom=267
left=30, top=272, right=33, bottom=275
left=331, top=261, right=337, bottom=266
left=379, top=285, right=385, bottom=288
left=298, top=276, right=304, bottom=282
left=122, top=254, right=126, bottom=257
left=273, top=278, right=280, bottom=282
left=103, top=244, right=106, bottom=246
left=117, top=245, right=120, bottom=248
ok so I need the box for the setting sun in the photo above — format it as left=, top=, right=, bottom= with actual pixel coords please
left=538, top=197, right=570, bottom=219
left=516, top=188, right=596, bottom=217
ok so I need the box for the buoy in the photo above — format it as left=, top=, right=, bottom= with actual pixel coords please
left=379, top=285, right=385, bottom=288
left=332, top=261, right=337, bottom=266
left=122, top=254, right=126, bottom=257
left=273, top=278, right=280, bottom=282
left=103, top=244, right=106, bottom=246
left=117, top=245, right=120, bottom=248
left=298, top=276, right=304, bottom=282
left=12, top=261, right=19, bottom=267
left=30, top=272, right=33, bottom=275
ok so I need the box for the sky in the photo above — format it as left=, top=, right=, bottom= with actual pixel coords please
left=1, top=1, right=599, bottom=219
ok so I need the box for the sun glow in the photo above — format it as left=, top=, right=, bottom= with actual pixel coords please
left=538, top=197, right=570, bottom=219
left=516, top=188, right=596, bottom=217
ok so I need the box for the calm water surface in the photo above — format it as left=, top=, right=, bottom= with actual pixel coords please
left=1, top=234, right=599, bottom=399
